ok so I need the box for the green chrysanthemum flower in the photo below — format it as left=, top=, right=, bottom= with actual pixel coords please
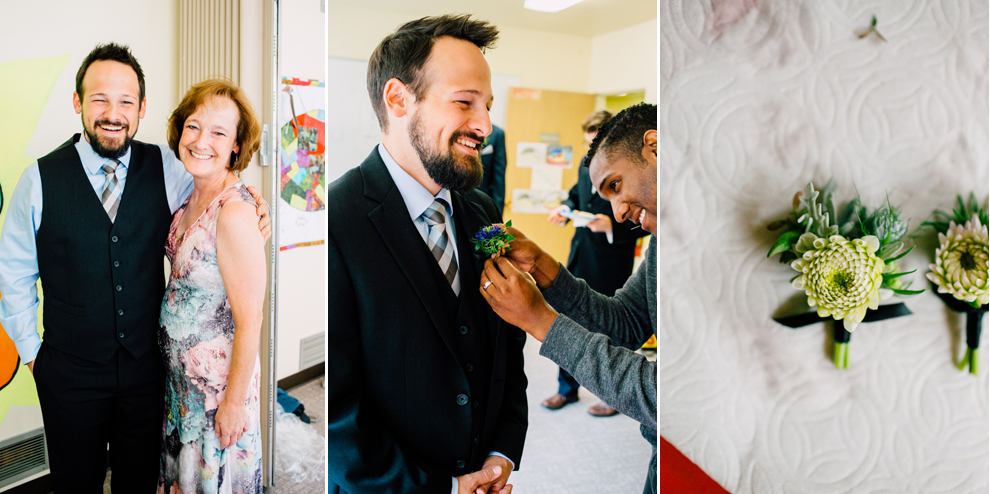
left=926, top=214, right=989, bottom=307
left=790, top=233, right=885, bottom=331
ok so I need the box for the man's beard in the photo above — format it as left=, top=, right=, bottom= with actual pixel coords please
left=408, top=113, right=483, bottom=192
left=84, top=118, right=135, bottom=159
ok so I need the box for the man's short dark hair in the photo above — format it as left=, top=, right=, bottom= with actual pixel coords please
left=367, top=14, right=498, bottom=132
left=75, top=43, right=146, bottom=105
left=585, top=103, right=656, bottom=167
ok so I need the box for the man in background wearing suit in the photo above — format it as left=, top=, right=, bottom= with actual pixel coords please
left=476, top=124, right=506, bottom=215
left=543, top=110, right=649, bottom=416
left=327, top=15, right=527, bottom=494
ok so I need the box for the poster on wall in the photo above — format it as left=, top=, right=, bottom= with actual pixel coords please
left=278, top=78, right=326, bottom=251
left=515, top=142, right=547, bottom=168
left=510, top=189, right=568, bottom=214
left=530, top=165, right=563, bottom=190
left=546, top=145, right=573, bottom=167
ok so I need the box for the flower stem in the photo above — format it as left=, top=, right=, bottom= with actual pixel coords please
left=971, top=348, right=979, bottom=375
left=958, top=348, right=969, bottom=371
left=834, top=343, right=849, bottom=369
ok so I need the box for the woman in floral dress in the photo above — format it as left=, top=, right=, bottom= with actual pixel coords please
left=158, top=79, right=266, bottom=494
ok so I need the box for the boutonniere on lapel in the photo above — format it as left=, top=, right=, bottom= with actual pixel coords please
left=472, top=220, right=515, bottom=258
left=921, top=193, right=988, bottom=375
left=767, top=181, right=923, bottom=368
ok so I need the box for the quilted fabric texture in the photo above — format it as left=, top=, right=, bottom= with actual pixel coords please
left=658, top=1, right=989, bottom=492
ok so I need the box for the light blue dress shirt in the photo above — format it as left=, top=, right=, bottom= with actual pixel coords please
left=376, top=143, right=514, bottom=491
left=0, top=137, right=194, bottom=364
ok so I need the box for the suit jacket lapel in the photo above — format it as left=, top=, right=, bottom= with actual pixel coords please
left=361, top=151, right=461, bottom=359
left=451, top=191, right=502, bottom=350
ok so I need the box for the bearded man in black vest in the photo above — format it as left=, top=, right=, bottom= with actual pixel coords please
left=0, top=43, right=269, bottom=493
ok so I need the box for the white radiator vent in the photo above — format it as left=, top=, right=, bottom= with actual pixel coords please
left=0, top=427, right=48, bottom=489
left=299, top=331, right=325, bottom=370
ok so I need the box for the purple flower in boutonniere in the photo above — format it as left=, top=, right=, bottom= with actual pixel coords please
left=473, top=220, right=515, bottom=257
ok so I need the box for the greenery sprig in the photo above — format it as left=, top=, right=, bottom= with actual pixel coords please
left=768, top=182, right=921, bottom=294
left=472, top=220, right=515, bottom=257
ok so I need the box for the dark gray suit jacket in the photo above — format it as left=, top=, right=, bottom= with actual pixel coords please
left=326, top=148, right=528, bottom=493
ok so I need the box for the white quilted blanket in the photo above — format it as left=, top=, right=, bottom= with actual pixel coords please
left=657, top=1, right=989, bottom=492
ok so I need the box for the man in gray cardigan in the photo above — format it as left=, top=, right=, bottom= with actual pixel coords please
left=479, top=103, right=658, bottom=494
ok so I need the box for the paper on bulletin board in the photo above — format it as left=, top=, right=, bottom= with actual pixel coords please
left=530, top=165, right=563, bottom=191
left=515, top=142, right=546, bottom=168
left=511, top=189, right=568, bottom=214
left=278, top=78, right=326, bottom=251
left=546, top=145, right=573, bottom=168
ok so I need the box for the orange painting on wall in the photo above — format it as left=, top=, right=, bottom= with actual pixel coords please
left=0, top=294, right=19, bottom=391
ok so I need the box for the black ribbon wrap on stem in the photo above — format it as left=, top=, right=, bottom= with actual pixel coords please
left=933, top=284, right=989, bottom=374
left=773, top=303, right=913, bottom=368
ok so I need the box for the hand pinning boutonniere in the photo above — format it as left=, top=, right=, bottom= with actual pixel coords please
left=921, top=193, right=988, bottom=374
left=767, top=181, right=922, bottom=368
left=473, top=220, right=515, bottom=257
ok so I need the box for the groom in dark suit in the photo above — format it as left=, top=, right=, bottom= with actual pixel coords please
left=327, top=15, right=527, bottom=494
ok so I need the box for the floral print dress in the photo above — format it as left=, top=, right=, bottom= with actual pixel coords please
left=158, top=182, right=262, bottom=494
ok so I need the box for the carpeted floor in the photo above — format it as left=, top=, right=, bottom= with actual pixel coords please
left=272, top=376, right=326, bottom=493
left=509, top=335, right=655, bottom=493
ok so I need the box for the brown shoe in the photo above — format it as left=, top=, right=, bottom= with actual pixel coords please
left=588, top=401, right=619, bottom=417
left=541, top=393, right=578, bottom=410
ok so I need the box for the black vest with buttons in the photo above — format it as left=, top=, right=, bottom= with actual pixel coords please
left=436, top=220, right=497, bottom=474
left=36, top=135, right=172, bottom=364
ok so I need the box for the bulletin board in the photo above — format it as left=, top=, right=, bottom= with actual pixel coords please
left=504, top=87, right=596, bottom=262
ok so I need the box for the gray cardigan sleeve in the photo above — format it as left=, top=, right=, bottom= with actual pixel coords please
left=537, top=237, right=657, bottom=429
left=542, top=236, right=656, bottom=348
left=539, top=316, right=657, bottom=429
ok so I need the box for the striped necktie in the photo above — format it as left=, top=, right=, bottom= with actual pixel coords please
left=101, top=159, right=122, bottom=222
left=421, top=198, right=460, bottom=295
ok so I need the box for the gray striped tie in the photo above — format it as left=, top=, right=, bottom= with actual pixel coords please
left=101, top=159, right=122, bottom=222
left=422, top=198, right=460, bottom=295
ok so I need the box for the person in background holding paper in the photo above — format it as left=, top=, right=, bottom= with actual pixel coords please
left=326, top=15, right=527, bottom=494
left=476, top=124, right=507, bottom=215
left=479, top=103, right=658, bottom=494
left=0, top=43, right=270, bottom=493
left=543, top=109, right=649, bottom=416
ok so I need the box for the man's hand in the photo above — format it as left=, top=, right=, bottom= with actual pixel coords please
left=502, top=228, right=560, bottom=290
left=547, top=205, right=570, bottom=227
left=245, top=185, right=272, bottom=242
left=26, top=360, right=34, bottom=374
left=456, top=465, right=512, bottom=494
left=480, top=256, right=558, bottom=341
left=586, top=213, right=613, bottom=234
left=476, top=455, right=513, bottom=494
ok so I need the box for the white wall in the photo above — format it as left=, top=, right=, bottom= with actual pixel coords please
left=0, top=0, right=179, bottom=159
left=589, top=19, right=658, bottom=103
left=276, top=0, right=327, bottom=379
left=327, top=4, right=592, bottom=94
